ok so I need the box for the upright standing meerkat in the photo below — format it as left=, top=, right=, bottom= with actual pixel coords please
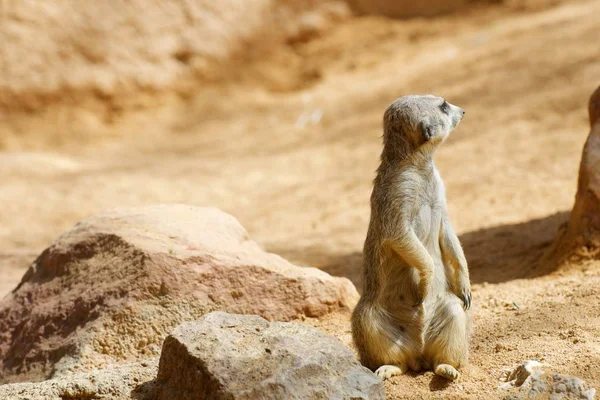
left=351, top=94, right=471, bottom=381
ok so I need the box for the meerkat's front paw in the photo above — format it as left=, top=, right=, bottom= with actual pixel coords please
left=413, top=286, right=428, bottom=307
left=413, top=276, right=430, bottom=307
left=456, top=278, right=471, bottom=310
left=452, top=271, right=471, bottom=310
left=413, top=296, right=424, bottom=308
left=461, top=287, right=472, bottom=310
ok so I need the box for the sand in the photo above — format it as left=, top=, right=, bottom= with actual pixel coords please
left=1, top=0, right=599, bottom=398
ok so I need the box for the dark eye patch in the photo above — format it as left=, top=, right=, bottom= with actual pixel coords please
left=440, top=101, right=450, bottom=114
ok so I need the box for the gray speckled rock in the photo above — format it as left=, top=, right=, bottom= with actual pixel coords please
left=550, top=374, right=596, bottom=400
left=500, top=360, right=596, bottom=400
left=154, top=312, right=384, bottom=400
left=0, top=360, right=157, bottom=400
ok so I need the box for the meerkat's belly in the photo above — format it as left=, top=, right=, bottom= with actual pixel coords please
left=414, top=203, right=442, bottom=252
left=414, top=203, right=448, bottom=296
left=380, top=199, right=448, bottom=307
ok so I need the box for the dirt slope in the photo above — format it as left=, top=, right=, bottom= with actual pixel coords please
left=1, top=0, right=600, bottom=398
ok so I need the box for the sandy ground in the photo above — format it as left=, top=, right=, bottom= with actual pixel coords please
left=1, top=0, right=600, bottom=398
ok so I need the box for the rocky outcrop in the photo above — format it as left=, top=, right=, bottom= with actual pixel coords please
left=0, top=205, right=358, bottom=383
left=500, top=360, right=596, bottom=400
left=154, top=312, right=384, bottom=400
left=555, top=86, right=600, bottom=258
left=0, top=251, right=37, bottom=298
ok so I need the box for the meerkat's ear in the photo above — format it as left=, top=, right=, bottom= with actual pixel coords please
left=419, top=120, right=434, bottom=142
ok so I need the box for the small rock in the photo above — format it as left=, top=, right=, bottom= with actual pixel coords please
left=501, top=360, right=544, bottom=388
left=154, top=312, right=384, bottom=400
left=495, top=343, right=515, bottom=353
left=295, top=109, right=324, bottom=129
left=500, top=360, right=596, bottom=399
left=550, top=374, right=596, bottom=400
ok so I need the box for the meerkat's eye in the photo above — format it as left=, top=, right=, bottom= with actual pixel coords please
left=441, top=101, right=450, bottom=114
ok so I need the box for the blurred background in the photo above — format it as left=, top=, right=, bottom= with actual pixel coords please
left=2, top=1, right=600, bottom=396
left=1, top=0, right=599, bottom=290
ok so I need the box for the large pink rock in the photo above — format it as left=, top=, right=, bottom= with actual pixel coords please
left=556, top=86, right=600, bottom=256
left=0, top=205, right=358, bottom=383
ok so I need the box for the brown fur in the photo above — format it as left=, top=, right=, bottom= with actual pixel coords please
left=351, top=95, right=472, bottom=381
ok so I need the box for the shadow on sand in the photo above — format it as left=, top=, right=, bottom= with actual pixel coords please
left=273, top=211, right=569, bottom=293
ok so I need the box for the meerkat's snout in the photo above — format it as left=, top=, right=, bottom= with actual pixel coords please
left=446, top=102, right=465, bottom=129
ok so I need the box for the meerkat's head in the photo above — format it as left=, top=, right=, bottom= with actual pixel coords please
left=382, top=94, right=465, bottom=158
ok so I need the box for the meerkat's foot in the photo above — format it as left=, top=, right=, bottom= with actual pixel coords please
left=375, top=364, right=406, bottom=380
left=434, top=364, right=460, bottom=381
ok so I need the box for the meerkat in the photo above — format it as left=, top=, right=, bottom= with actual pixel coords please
left=351, top=94, right=471, bottom=381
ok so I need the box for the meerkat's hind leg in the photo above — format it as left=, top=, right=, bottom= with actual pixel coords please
left=426, top=300, right=468, bottom=381
left=375, top=363, right=407, bottom=380
left=434, top=364, right=460, bottom=380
